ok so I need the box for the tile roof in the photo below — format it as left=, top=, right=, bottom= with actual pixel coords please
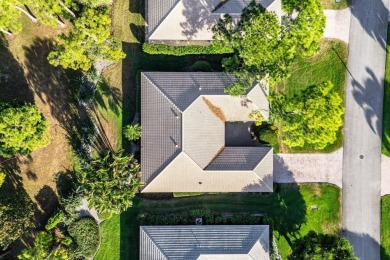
left=140, top=225, right=270, bottom=260
left=141, top=72, right=272, bottom=192
left=146, top=0, right=281, bottom=41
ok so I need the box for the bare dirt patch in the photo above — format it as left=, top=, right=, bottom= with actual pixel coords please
left=1, top=20, right=74, bottom=225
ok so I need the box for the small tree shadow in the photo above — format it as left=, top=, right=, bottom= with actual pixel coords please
left=34, top=185, right=59, bottom=224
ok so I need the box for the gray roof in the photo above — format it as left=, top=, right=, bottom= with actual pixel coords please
left=146, top=0, right=282, bottom=41
left=140, top=225, right=270, bottom=260
left=205, top=147, right=271, bottom=171
left=141, top=72, right=272, bottom=192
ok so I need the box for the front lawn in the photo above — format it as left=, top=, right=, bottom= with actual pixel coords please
left=96, top=184, right=341, bottom=259
left=382, top=195, right=390, bottom=259
left=276, top=39, right=348, bottom=153
left=382, top=25, right=390, bottom=157
left=320, top=0, right=350, bottom=9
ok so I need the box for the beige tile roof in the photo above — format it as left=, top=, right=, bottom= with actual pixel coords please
left=147, top=0, right=282, bottom=42
left=141, top=72, right=272, bottom=193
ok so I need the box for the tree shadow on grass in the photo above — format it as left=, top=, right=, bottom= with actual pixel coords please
left=0, top=36, right=34, bottom=103
left=265, top=184, right=307, bottom=248
left=22, top=37, right=83, bottom=150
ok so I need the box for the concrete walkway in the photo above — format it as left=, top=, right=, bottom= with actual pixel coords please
left=324, top=8, right=351, bottom=43
left=273, top=149, right=342, bottom=188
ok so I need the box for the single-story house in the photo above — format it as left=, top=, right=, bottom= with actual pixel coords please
left=146, top=0, right=282, bottom=43
left=141, top=72, right=273, bottom=193
left=140, top=225, right=270, bottom=259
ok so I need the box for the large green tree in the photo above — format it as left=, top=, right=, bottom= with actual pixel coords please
left=77, top=150, right=142, bottom=214
left=213, top=2, right=290, bottom=96
left=48, top=7, right=125, bottom=71
left=283, top=0, right=326, bottom=57
left=0, top=102, right=50, bottom=158
left=213, top=0, right=326, bottom=95
left=289, top=231, right=357, bottom=259
left=271, top=82, right=344, bottom=150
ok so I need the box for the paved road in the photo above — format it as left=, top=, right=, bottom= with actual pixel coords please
left=343, top=0, right=388, bottom=259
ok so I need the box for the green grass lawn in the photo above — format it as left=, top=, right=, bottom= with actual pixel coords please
left=96, top=184, right=341, bottom=259
left=276, top=39, right=348, bottom=153
left=382, top=25, right=390, bottom=157
left=320, top=0, right=350, bottom=9
left=382, top=196, right=390, bottom=260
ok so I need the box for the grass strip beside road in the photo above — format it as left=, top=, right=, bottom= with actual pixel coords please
left=382, top=25, right=390, bottom=157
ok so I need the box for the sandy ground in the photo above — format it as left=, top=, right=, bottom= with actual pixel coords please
left=3, top=20, right=73, bottom=219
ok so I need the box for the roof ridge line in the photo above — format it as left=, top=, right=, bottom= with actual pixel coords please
left=141, top=227, right=169, bottom=260
left=142, top=73, right=183, bottom=112
left=253, top=147, right=272, bottom=170
left=148, top=0, right=182, bottom=39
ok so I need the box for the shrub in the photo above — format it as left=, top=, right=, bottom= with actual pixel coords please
left=61, top=236, right=73, bottom=246
left=192, top=61, right=212, bottom=72
left=68, top=218, right=100, bottom=259
left=0, top=171, right=5, bottom=187
left=123, top=123, right=142, bottom=141
left=0, top=102, right=50, bottom=158
left=45, top=211, right=65, bottom=230
left=142, top=43, right=234, bottom=56
left=258, top=127, right=280, bottom=153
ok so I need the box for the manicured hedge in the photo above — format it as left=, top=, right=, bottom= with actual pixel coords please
left=140, top=209, right=262, bottom=225
left=68, top=218, right=100, bottom=259
left=142, top=43, right=234, bottom=56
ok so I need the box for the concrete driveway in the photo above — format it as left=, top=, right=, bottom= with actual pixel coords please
left=324, top=8, right=351, bottom=43
left=273, top=149, right=342, bottom=187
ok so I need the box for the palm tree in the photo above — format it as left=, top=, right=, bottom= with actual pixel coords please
left=78, top=150, right=142, bottom=214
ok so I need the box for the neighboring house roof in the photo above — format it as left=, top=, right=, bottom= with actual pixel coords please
left=140, top=225, right=270, bottom=260
left=141, top=72, right=273, bottom=193
left=146, top=0, right=282, bottom=42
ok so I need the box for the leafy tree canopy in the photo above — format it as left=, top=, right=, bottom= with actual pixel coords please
left=289, top=231, right=357, bottom=260
left=76, top=0, right=112, bottom=7
left=213, top=0, right=326, bottom=95
left=18, top=232, right=68, bottom=260
left=271, top=82, right=344, bottom=150
left=48, top=7, right=125, bottom=71
left=0, top=102, right=50, bottom=158
left=0, top=180, right=34, bottom=250
left=213, top=2, right=289, bottom=95
left=77, top=150, right=142, bottom=214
